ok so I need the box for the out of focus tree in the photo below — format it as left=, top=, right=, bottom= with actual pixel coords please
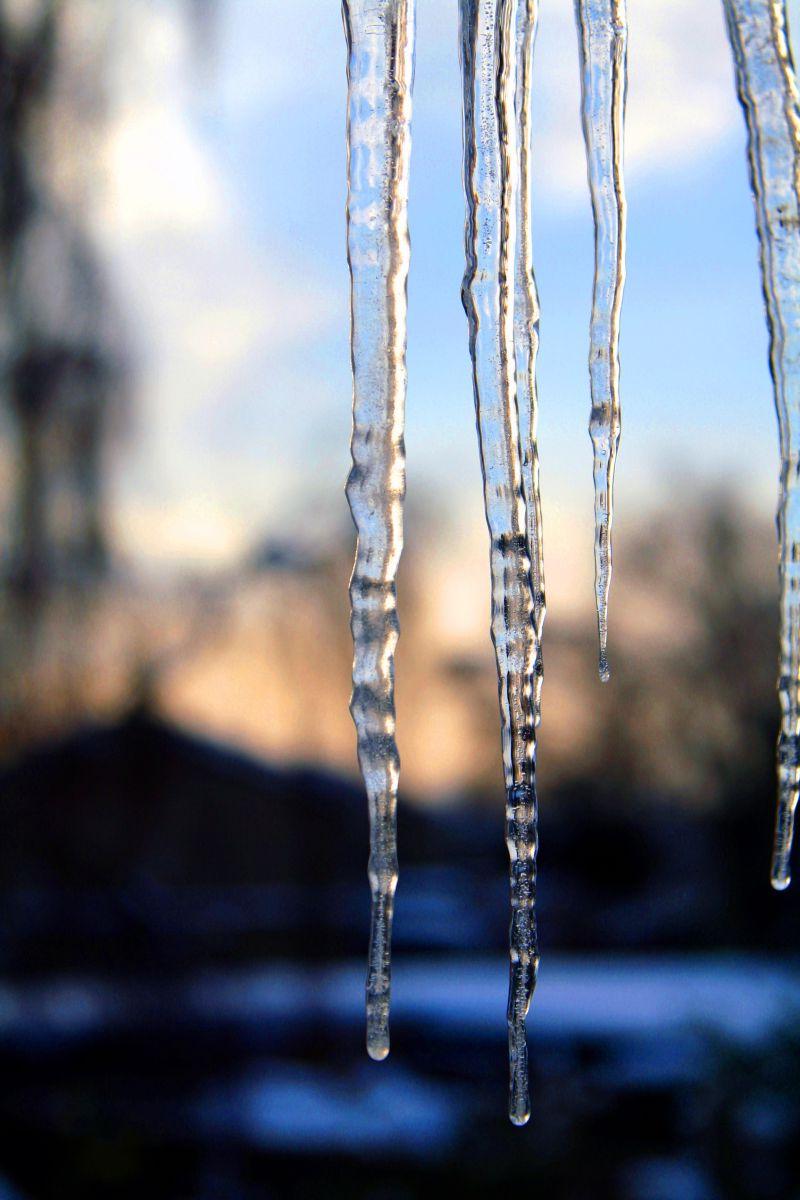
left=0, top=0, right=214, bottom=755
left=0, top=0, right=127, bottom=752
left=0, top=0, right=123, bottom=600
left=583, top=493, right=778, bottom=810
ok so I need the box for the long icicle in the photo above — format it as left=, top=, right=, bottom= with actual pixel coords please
left=723, top=0, right=800, bottom=890
left=343, top=0, right=415, bottom=1058
left=575, top=0, right=627, bottom=682
left=460, top=0, right=540, bottom=1126
left=515, top=0, right=546, bottom=726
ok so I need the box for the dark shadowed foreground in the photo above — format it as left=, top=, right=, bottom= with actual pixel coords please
left=0, top=712, right=796, bottom=1199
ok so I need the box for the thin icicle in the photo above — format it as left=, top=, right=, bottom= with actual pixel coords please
left=723, top=0, right=800, bottom=890
left=342, top=0, right=415, bottom=1058
left=514, top=0, right=546, bottom=725
left=460, top=0, right=539, bottom=1126
left=575, top=0, right=627, bottom=682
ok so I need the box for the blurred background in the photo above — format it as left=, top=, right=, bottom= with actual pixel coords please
left=0, top=0, right=798, bottom=1195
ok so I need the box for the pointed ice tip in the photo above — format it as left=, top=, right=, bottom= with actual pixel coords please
left=366, top=1030, right=390, bottom=1061
left=366, top=988, right=391, bottom=1059
left=771, top=841, right=793, bottom=891
left=509, top=1062, right=530, bottom=1126
left=599, top=656, right=610, bottom=683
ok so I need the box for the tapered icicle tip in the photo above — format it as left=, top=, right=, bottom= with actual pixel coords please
left=595, top=536, right=613, bottom=682
left=366, top=891, right=394, bottom=1059
left=367, top=1036, right=390, bottom=1061
left=505, top=782, right=538, bottom=1128
left=770, top=783, right=796, bottom=890
left=509, top=1090, right=530, bottom=1126
left=508, top=1022, right=531, bottom=1126
left=366, top=996, right=391, bottom=1061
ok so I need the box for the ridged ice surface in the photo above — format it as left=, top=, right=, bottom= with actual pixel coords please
left=575, top=0, right=627, bottom=682
left=515, top=0, right=546, bottom=725
left=343, top=0, right=415, bottom=1058
left=724, top=0, right=800, bottom=890
left=460, top=0, right=540, bottom=1126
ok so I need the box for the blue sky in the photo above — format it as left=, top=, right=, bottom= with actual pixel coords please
left=94, top=0, right=800, bottom=603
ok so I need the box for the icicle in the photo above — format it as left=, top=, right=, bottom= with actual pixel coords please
left=575, top=0, right=627, bottom=682
left=459, top=0, right=540, bottom=1126
left=723, top=0, right=800, bottom=890
left=515, top=0, right=546, bottom=725
left=342, top=0, right=415, bottom=1058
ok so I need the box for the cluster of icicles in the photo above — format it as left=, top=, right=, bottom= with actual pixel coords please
left=342, top=0, right=800, bottom=1124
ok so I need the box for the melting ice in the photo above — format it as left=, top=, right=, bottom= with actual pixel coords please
left=342, top=0, right=416, bottom=1059
left=459, top=0, right=540, bottom=1126
left=575, top=0, right=628, bottom=682
left=341, top=0, right=800, bottom=1128
left=515, top=0, right=546, bottom=726
left=724, top=0, right=800, bottom=890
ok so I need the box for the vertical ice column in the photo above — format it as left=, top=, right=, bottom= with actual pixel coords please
left=343, top=0, right=416, bottom=1057
left=515, top=0, right=546, bottom=725
left=460, top=0, right=540, bottom=1125
left=723, top=0, right=800, bottom=889
left=575, top=0, right=627, bottom=682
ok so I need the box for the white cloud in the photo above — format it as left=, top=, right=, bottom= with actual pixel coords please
left=102, top=102, right=222, bottom=236
left=415, top=0, right=741, bottom=205
left=113, top=492, right=250, bottom=568
left=527, top=0, right=739, bottom=205
left=93, top=0, right=341, bottom=568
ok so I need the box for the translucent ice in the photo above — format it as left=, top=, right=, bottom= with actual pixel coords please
left=459, top=0, right=540, bottom=1125
left=724, top=0, right=800, bottom=890
left=575, top=0, right=627, bottom=681
left=343, top=0, right=416, bottom=1056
